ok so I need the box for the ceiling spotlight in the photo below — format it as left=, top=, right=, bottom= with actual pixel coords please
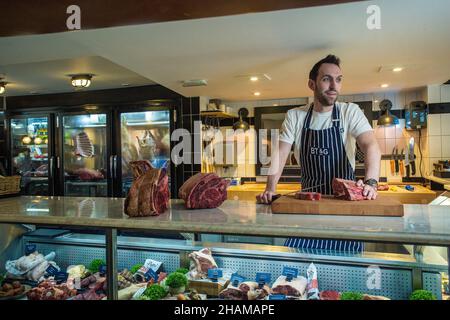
left=70, top=74, right=93, bottom=88
left=250, top=76, right=259, bottom=82
left=0, top=82, right=7, bottom=94
left=393, top=67, right=403, bottom=72
left=254, top=92, right=261, bottom=96
left=381, top=84, right=389, bottom=88
left=22, top=136, right=32, bottom=144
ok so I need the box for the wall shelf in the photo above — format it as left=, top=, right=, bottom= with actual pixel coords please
left=200, top=111, right=236, bottom=118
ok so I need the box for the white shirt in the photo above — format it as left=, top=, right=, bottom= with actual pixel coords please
left=279, top=102, right=373, bottom=170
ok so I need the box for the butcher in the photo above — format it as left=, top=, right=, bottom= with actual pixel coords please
left=256, top=55, right=381, bottom=252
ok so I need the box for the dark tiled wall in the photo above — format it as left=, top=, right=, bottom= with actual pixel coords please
left=176, top=97, right=202, bottom=188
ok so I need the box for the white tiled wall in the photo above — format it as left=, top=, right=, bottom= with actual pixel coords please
left=425, top=114, right=450, bottom=176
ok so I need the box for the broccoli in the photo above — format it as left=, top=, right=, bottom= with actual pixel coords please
left=165, top=272, right=188, bottom=289
left=340, top=292, right=364, bottom=300
left=175, top=268, right=189, bottom=275
left=130, top=264, right=143, bottom=274
left=409, top=290, right=437, bottom=300
left=89, top=259, right=106, bottom=273
left=143, top=284, right=167, bottom=300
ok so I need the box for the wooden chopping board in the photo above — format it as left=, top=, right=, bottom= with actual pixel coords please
left=271, top=195, right=404, bottom=217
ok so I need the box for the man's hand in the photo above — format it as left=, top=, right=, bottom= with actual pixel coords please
left=256, top=190, right=276, bottom=204
left=356, top=179, right=377, bottom=200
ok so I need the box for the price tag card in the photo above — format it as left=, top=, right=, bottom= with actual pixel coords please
left=54, top=272, right=69, bottom=283
left=282, top=266, right=298, bottom=281
left=230, top=273, right=245, bottom=288
left=207, top=268, right=223, bottom=282
left=99, top=265, right=107, bottom=275
left=25, top=244, right=37, bottom=255
left=269, top=294, right=287, bottom=300
left=45, top=265, right=59, bottom=276
left=255, top=272, right=272, bottom=286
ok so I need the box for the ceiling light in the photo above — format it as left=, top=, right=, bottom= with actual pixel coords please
left=34, top=137, right=43, bottom=145
left=254, top=92, right=261, bottom=96
left=374, top=100, right=379, bottom=103
left=70, top=74, right=93, bottom=88
left=381, top=84, right=389, bottom=88
left=22, top=136, right=32, bottom=144
left=182, top=79, right=207, bottom=87
left=0, top=82, right=7, bottom=94
left=273, top=104, right=279, bottom=106
left=393, top=67, right=403, bottom=72
left=250, top=76, right=259, bottom=82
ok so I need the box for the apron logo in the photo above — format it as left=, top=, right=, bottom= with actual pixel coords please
left=340, top=127, right=344, bottom=133
left=310, top=147, right=329, bottom=156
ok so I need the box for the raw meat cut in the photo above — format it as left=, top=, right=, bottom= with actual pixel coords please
left=179, top=173, right=229, bottom=209
left=377, top=184, right=389, bottom=191
left=271, top=275, right=307, bottom=297
left=188, top=248, right=218, bottom=279
left=319, top=290, right=341, bottom=300
left=332, top=178, right=366, bottom=201
left=124, top=165, right=169, bottom=217
left=73, top=131, right=94, bottom=158
left=73, top=168, right=104, bottom=181
left=238, top=281, right=271, bottom=300
left=218, top=285, right=246, bottom=300
left=295, top=192, right=322, bottom=201
left=129, top=160, right=153, bottom=179
left=26, top=280, right=77, bottom=300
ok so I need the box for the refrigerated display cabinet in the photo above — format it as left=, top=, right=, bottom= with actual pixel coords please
left=0, top=197, right=449, bottom=300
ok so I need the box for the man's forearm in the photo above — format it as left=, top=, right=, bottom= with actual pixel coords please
left=364, top=143, right=381, bottom=181
left=265, top=141, right=292, bottom=192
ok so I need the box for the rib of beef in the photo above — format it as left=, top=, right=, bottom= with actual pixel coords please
left=239, top=281, right=271, bottom=300
left=332, top=178, right=366, bottom=201
left=188, top=248, right=218, bottom=279
left=271, top=275, right=307, bottom=297
left=124, top=164, right=169, bottom=217
left=179, top=173, right=229, bottom=209
left=218, top=286, right=246, bottom=300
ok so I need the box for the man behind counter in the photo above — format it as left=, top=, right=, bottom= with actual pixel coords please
left=257, top=54, right=381, bottom=252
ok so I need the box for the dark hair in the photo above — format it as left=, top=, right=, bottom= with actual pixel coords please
left=309, top=54, right=341, bottom=81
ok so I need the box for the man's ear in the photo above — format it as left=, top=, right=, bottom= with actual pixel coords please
left=308, top=79, right=315, bottom=91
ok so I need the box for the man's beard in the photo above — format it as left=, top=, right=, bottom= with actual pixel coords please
left=316, top=90, right=338, bottom=107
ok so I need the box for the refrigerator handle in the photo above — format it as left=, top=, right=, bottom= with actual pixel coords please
left=109, top=155, right=114, bottom=179
left=49, top=156, right=54, bottom=178
left=113, top=155, right=118, bottom=179
left=56, top=156, right=61, bottom=169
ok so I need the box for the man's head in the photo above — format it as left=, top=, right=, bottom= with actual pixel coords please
left=308, top=55, right=342, bottom=107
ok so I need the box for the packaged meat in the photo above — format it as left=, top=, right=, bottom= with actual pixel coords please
left=332, top=178, right=366, bottom=201
left=188, top=248, right=218, bottom=280
left=319, top=290, right=341, bottom=300
left=179, top=173, right=229, bottom=209
left=238, top=281, right=271, bottom=300
left=271, top=275, right=307, bottom=297
left=124, top=165, right=170, bottom=217
left=306, top=263, right=319, bottom=300
left=73, top=131, right=94, bottom=158
left=295, top=192, right=322, bottom=201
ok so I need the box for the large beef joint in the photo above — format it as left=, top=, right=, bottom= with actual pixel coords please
left=179, top=173, right=229, bottom=209
left=124, top=165, right=169, bottom=217
left=332, top=178, right=366, bottom=201
left=188, top=248, right=218, bottom=279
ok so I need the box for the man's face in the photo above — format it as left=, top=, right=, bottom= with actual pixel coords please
left=309, top=63, right=343, bottom=107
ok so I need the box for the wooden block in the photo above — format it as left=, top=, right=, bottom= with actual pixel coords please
left=271, top=195, right=404, bottom=217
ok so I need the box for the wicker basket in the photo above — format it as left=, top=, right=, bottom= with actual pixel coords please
left=0, top=176, right=21, bottom=195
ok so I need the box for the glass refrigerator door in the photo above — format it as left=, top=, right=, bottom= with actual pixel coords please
left=120, top=110, right=170, bottom=196
left=62, top=114, right=108, bottom=197
left=11, top=117, right=50, bottom=195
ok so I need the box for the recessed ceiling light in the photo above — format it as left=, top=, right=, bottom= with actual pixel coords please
left=250, top=76, right=258, bottom=82
left=254, top=92, right=261, bottom=96
left=381, top=84, right=389, bottom=88
left=273, top=103, right=279, bottom=106
left=374, top=100, right=379, bottom=103
left=393, top=67, right=403, bottom=72
left=122, top=83, right=130, bottom=86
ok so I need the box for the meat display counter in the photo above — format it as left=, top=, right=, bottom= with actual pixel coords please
left=0, top=196, right=449, bottom=300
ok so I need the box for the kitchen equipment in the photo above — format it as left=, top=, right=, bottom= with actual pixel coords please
left=271, top=195, right=403, bottom=216
left=408, top=137, right=416, bottom=176
left=399, top=149, right=405, bottom=177
left=405, top=185, right=415, bottom=192
left=394, top=147, right=399, bottom=174
left=405, top=101, right=427, bottom=130
left=390, top=147, right=396, bottom=175
left=433, top=160, right=450, bottom=178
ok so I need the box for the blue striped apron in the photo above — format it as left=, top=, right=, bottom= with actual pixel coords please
left=284, top=104, right=364, bottom=252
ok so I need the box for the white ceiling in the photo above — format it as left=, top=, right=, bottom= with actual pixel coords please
left=1, top=0, right=450, bottom=100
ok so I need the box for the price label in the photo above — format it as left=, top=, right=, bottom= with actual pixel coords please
left=55, top=272, right=69, bottom=283
left=46, top=265, right=59, bottom=276
left=207, top=269, right=223, bottom=282
left=25, top=244, right=37, bottom=255
left=144, top=268, right=158, bottom=282
left=269, top=294, right=287, bottom=300
left=230, top=273, right=245, bottom=288
left=99, top=265, right=107, bottom=275
left=256, top=272, right=272, bottom=287
left=282, top=266, right=298, bottom=281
